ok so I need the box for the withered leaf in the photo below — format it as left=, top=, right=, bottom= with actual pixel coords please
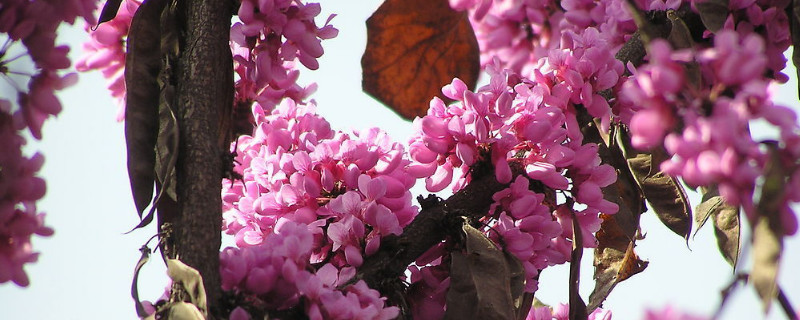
left=711, top=201, right=740, bottom=268
left=666, top=10, right=694, bottom=49
left=97, top=0, right=123, bottom=28
left=694, top=0, right=729, bottom=33
left=752, top=216, right=782, bottom=312
left=582, top=123, right=646, bottom=312
left=167, top=259, right=208, bottom=317
left=505, top=252, right=526, bottom=317
left=752, top=143, right=788, bottom=311
left=132, top=245, right=152, bottom=318
left=624, top=136, right=692, bottom=241
left=694, top=187, right=721, bottom=235
left=128, top=0, right=179, bottom=233
left=362, top=0, right=480, bottom=120
left=125, top=0, right=167, bottom=219
left=588, top=213, right=647, bottom=311
left=444, top=223, right=515, bottom=320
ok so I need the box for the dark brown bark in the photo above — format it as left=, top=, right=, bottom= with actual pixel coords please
left=353, top=163, right=531, bottom=291
left=171, top=0, right=233, bottom=316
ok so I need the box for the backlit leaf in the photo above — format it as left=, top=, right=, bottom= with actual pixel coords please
left=694, top=187, right=721, bottom=236
left=125, top=0, right=167, bottom=219
left=752, top=216, right=782, bottom=312
left=362, top=0, right=480, bottom=120
left=752, top=143, right=789, bottom=311
left=444, top=223, right=515, bottom=320
left=623, top=133, right=692, bottom=241
left=694, top=0, right=729, bottom=32
left=711, top=201, right=740, bottom=268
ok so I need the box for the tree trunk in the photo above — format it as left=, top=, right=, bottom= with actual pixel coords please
left=172, top=0, right=233, bottom=316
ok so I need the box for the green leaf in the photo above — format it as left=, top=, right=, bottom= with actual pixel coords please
left=444, top=223, right=516, bottom=320
left=694, top=0, right=729, bottom=33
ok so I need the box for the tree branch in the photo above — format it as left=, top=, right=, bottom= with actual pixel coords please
left=354, top=163, right=530, bottom=291
left=171, top=0, right=233, bottom=316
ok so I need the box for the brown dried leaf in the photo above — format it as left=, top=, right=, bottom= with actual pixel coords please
left=444, top=223, right=515, bottom=320
left=588, top=213, right=647, bottom=311
left=694, top=187, right=721, bottom=236
left=626, top=145, right=692, bottom=241
left=711, top=201, right=740, bottom=268
left=125, top=0, right=167, bottom=218
left=584, top=124, right=646, bottom=312
left=752, top=216, right=782, bottom=313
left=752, top=144, right=788, bottom=311
left=694, top=0, right=729, bottom=33
left=666, top=10, right=694, bottom=49
left=362, top=0, right=480, bottom=120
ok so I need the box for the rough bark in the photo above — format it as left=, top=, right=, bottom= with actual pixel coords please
left=171, top=0, right=233, bottom=316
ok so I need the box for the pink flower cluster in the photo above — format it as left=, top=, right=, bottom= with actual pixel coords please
left=692, top=0, right=791, bottom=82
left=456, top=0, right=638, bottom=78
left=231, top=0, right=337, bottom=111
left=1, top=0, right=94, bottom=138
left=221, top=98, right=417, bottom=275
left=220, top=220, right=399, bottom=319
left=404, top=50, right=618, bottom=313
left=0, top=111, right=53, bottom=286
left=0, top=0, right=95, bottom=286
left=620, top=31, right=800, bottom=235
left=76, top=0, right=141, bottom=120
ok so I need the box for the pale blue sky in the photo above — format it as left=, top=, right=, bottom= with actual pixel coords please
left=1, top=1, right=798, bottom=319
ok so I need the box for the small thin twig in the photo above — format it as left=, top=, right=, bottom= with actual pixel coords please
left=777, top=286, right=798, bottom=320
left=711, top=273, right=748, bottom=320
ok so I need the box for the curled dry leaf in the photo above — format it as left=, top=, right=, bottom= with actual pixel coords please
left=444, top=223, right=516, bottom=320
left=125, top=0, right=168, bottom=219
left=620, top=127, right=692, bottom=242
left=362, top=0, right=480, bottom=120
left=167, top=259, right=208, bottom=317
left=132, top=245, right=152, bottom=318
left=578, top=123, right=646, bottom=312
left=695, top=186, right=741, bottom=268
